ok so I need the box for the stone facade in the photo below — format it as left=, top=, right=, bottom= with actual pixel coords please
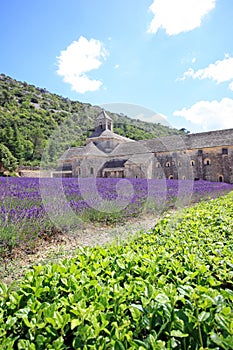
left=55, top=110, right=233, bottom=183
left=18, top=166, right=52, bottom=178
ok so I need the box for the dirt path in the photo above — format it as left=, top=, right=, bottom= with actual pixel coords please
left=1, top=214, right=159, bottom=285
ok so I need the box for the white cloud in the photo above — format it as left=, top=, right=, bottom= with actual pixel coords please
left=56, top=36, right=108, bottom=94
left=147, top=0, right=216, bottom=35
left=174, top=98, right=233, bottom=131
left=181, top=55, right=233, bottom=87
left=114, top=64, right=120, bottom=69
left=229, top=81, right=233, bottom=91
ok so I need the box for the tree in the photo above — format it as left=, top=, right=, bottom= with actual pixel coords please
left=3, top=125, right=15, bottom=152
left=180, top=127, right=190, bottom=134
left=31, top=129, right=46, bottom=161
left=23, top=140, right=34, bottom=161
left=12, top=125, right=25, bottom=162
left=0, top=144, right=18, bottom=173
left=0, top=89, right=11, bottom=107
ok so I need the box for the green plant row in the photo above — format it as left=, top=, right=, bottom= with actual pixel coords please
left=0, top=193, right=233, bottom=349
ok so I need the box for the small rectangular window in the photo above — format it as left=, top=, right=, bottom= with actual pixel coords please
left=222, top=148, right=228, bottom=155
left=90, top=167, right=94, bottom=175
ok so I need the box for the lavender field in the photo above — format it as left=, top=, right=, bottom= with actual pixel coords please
left=0, top=177, right=233, bottom=258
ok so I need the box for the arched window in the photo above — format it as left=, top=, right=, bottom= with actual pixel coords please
left=156, top=162, right=161, bottom=168
left=204, top=158, right=211, bottom=165
left=182, top=176, right=186, bottom=180
left=218, top=175, right=224, bottom=182
left=166, top=162, right=170, bottom=167
left=190, top=160, right=195, bottom=166
left=178, top=161, right=182, bottom=167
left=169, top=175, right=174, bottom=179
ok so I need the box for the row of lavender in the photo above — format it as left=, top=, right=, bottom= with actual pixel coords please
left=0, top=177, right=233, bottom=256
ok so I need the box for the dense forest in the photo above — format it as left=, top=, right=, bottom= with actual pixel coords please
left=0, top=73, right=185, bottom=172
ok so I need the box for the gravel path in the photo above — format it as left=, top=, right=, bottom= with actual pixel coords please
left=1, top=214, right=159, bottom=284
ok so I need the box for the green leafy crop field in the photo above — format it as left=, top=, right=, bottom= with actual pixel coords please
left=0, top=193, right=233, bottom=349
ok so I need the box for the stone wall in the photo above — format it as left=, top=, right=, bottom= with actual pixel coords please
left=153, top=145, right=233, bottom=183
left=18, top=170, right=52, bottom=178
left=53, top=127, right=233, bottom=183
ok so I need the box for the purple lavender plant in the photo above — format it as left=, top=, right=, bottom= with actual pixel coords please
left=0, top=177, right=233, bottom=257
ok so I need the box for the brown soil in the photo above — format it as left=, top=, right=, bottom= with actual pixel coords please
left=1, top=213, right=158, bottom=285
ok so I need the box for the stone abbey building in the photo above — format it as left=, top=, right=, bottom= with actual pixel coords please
left=54, top=110, right=233, bottom=183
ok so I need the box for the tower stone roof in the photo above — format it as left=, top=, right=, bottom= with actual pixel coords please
left=88, top=129, right=132, bottom=142
left=95, top=110, right=112, bottom=121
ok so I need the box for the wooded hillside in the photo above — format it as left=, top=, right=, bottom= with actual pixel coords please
left=0, top=73, right=184, bottom=170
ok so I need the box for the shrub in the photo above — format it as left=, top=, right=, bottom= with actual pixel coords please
left=0, top=193, right=233, bottom=348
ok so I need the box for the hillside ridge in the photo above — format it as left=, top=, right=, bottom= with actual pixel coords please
left=0, top=73, right=184, bottom=170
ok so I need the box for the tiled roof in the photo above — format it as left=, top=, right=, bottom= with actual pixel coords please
left=58, top=142, right=105, bottom=161
left=89, top=129, right=132, bottom=141
left=95, top=110, right=112, bottom=121
left=58, top=147, right=86, bottom=161
left=140, top=135, right=186, bottom=152
left=187, top=128, right=233, bottom=149
left=125, top=153, right=153, bottom=165
left=140, top=128, right=233, bottom=152
left=111, top=141, right=150, bottom=156
left=59, top=127, right=233, bottom=163
left=84, top=142, right=106, bottom=156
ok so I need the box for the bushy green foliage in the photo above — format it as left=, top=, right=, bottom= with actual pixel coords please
left=0, top=73, right=184, bottom=167
left=0, top=143, right=18, bottom=172
left=0, top=193, right=233, bottom=348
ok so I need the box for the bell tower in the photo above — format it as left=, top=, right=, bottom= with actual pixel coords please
left=94, top=110, right=113, bottom=133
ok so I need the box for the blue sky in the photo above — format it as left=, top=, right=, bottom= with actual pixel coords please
left=1, top=0, right=233, bottom=133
